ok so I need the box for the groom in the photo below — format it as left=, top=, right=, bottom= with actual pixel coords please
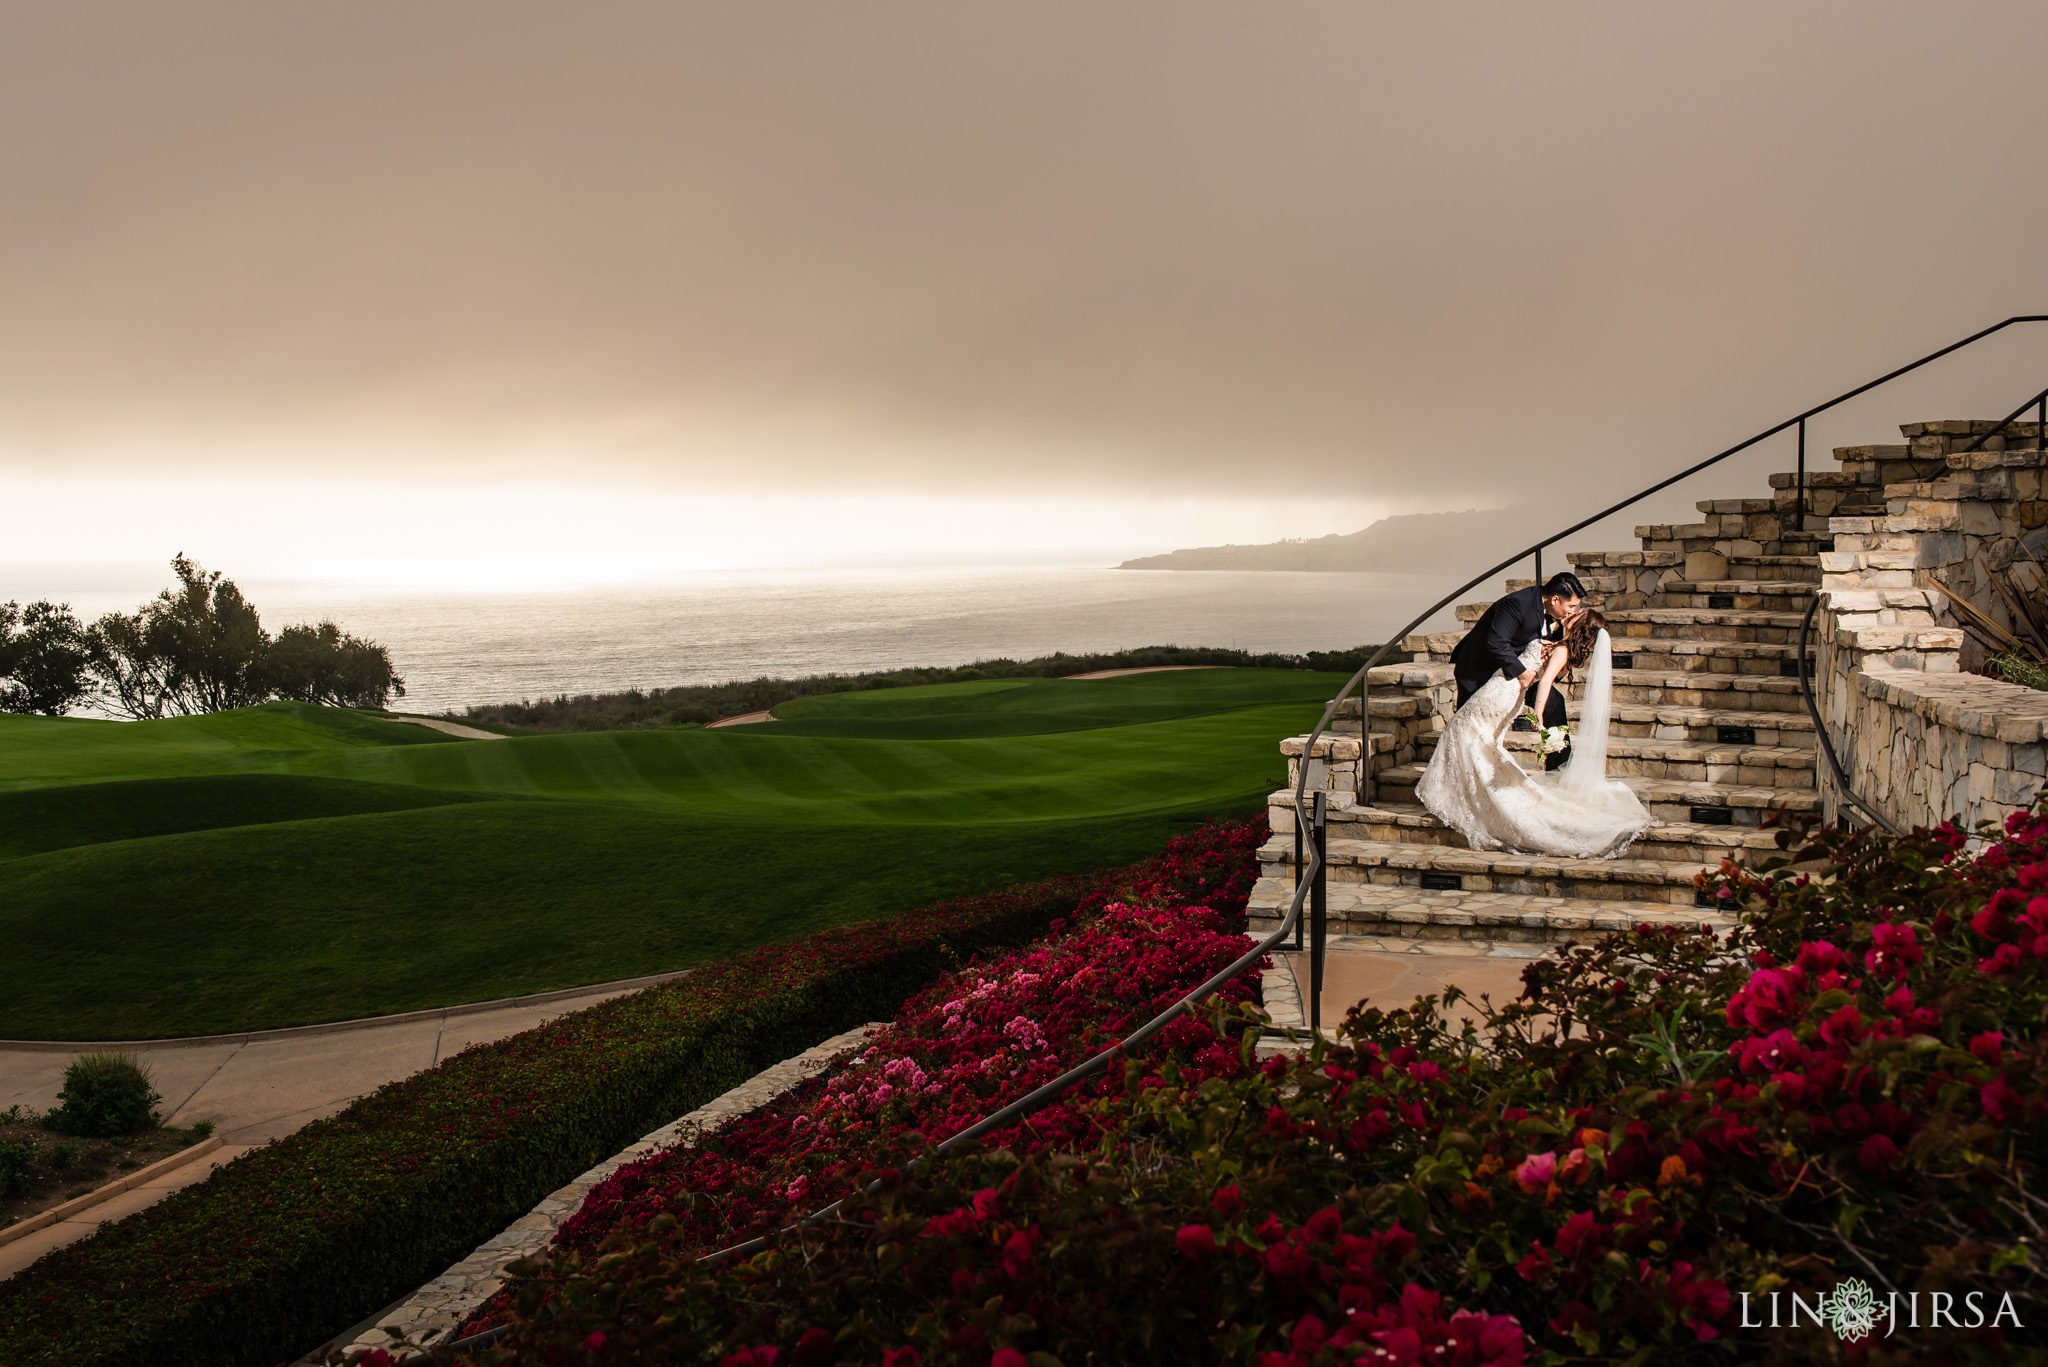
left=1448, top=571, right=1587, bottom=772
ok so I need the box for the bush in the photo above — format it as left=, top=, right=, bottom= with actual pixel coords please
left=45, top=1052, right=159, bottom=1138
left=0, top=818, right=1263, bottom=1367
left=0, top=1140, right=32, bottom=1200
left=461, top=809, right=2048, bottom=1364
left=454, top=646, right=1401, bottom=732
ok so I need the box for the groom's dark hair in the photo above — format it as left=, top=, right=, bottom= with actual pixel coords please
left=1542, top=571, right=1587, bottom=601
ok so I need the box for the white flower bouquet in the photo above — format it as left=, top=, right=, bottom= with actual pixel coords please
left=1521, top=709, right=1572, bottom=758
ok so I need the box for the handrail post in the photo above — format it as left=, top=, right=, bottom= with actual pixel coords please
left=2038, top=393, right=2044, bottom=451
left=1795, top=417, right=1807, bottom=529
left=1534, top=547, right=1543, bottom=588
left=1309, top=790, right=1328, bottom=1034
left=1292, top=806, right=1305, bottom=952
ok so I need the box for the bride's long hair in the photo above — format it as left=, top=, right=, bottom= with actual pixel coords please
left=1559, top=608, right=1608, bottom=681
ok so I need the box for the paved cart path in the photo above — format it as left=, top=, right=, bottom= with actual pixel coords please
left=0, top=971, right=685, bottom=1279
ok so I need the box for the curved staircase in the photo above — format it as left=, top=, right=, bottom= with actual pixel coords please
left=1248, top=441, right=1916, bottom=960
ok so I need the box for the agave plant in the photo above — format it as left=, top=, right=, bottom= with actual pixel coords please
left=1922, top=552, right=2048, bottom=690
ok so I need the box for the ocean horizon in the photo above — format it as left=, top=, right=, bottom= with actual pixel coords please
left=2, top=561, right=1469, bottom=715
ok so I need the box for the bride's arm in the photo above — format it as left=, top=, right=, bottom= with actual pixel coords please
left=1531, top=641, right=1570, bottom=723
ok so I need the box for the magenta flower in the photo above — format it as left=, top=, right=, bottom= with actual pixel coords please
left=1175, top=1223, right=1216, bottom=1261
left=1514, top=1151, right=1557, bottom=1192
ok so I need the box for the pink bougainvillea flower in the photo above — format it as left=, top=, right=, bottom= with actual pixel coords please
left=989, top=1351, right=1027, bottom=1367
left=1971, top=1031, right=2005, bottom=1065
left=1513, top=1151, right=1557, bottom=1192
left=1212, top=1184, right=1246, bottom=1219
left=1980, top=942, right=2024, bottom=976
left=880, top=1349, right=921, bottom=1367
left=1982, top=1077, right=2022, bottom=1121
left=1175, top=1223, right=1216, bottom=1261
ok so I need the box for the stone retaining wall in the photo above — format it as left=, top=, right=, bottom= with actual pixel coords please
left=1815, top=421, right=2048, bottom=832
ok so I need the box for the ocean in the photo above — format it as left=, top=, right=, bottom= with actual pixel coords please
left=3, top=563, right=1470, bottom=715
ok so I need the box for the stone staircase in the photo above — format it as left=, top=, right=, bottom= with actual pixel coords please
left=1247, top=436, right=1932, bottom=960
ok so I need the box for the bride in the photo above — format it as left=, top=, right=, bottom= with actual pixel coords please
left=1415, top=608, right=1653, bottom=858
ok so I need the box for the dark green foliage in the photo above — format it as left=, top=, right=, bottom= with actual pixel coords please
left=45, top=1053, right=160, bottom=1138
left=0, top=1139, right=32, bottom=1199
left=0, top=600, right=95, bottom=716
left=456, top=644, right=1401, bottom=732
left=85, top=556, right=403, bottom=718
left=0, top=830, right=1238, bottom=1367
left=261, top=620, right=406, bottom=709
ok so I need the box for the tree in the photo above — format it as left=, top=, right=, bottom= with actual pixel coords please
left=83, top=556, right=404, bottom=718
left=89, top=555, right=269, bottom=717
left=0, top=600, right=95, bottom=715
left=263, top=621, right=406, bottom=709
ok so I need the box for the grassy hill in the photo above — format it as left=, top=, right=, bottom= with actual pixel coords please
left=0, top=670, right=1339, bottom=1039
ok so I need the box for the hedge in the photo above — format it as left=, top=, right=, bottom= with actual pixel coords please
left=0, top=817, right=1264, bottom=1367
left=458, top=808, right=2048, bottom=1364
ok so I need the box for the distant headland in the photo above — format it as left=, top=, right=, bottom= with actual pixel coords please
left=1118, top=507, right=1523, bottom=571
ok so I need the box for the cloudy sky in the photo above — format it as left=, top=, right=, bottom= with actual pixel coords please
left=7, top=1, right=2048, bottom=583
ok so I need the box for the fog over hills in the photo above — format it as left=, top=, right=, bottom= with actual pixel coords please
left=1119, top=508, right=1526, bottom=571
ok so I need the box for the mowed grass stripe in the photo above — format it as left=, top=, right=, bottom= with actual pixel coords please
left=0, top=669, right=1343, bottom=1035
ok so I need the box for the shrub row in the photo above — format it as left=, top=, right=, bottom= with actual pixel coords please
left=450, top=645, right=1395, bottom=732
left=455, top=810, right=2048, bottom=1365
left=0, top=817, right=1265, bottom=1367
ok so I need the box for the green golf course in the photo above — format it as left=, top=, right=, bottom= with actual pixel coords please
left=0, top=668, right=1340, bottom=1039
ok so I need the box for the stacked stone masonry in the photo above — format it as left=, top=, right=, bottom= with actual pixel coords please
left=1258, top=416, right=2048, bottom=948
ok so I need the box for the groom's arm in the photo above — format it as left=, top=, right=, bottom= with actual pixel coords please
left=1485, top=594, right=1538, bottom=683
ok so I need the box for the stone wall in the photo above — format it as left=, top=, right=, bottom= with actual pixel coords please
left=1815, top=421, right=2048, bottom=832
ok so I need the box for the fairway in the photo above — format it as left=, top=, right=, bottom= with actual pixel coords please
left=0, top=670, right=1341, bottom=1038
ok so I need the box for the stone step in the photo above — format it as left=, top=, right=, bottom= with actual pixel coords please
left=1368, top=766, right=1820, bottom=823
left=1726, top=554, right=1823, bottom=583
left=1254, top=836, right=1713, bottom=905
left=1401, top=631, right=1813, bottom=676
left=1497, top=733, right=1813, bottom=786
left=1454, top=601, right=1806, bottom=639
left=1397, top=701, right=1815, bottom=762
left=1587, top=702, right=1815, bottom=746
left=1769, top=469, right=1876, bottom=490
left=1607, top=669, right=1810, bottom=711
left=1243, top=878, right=1737, bottom=944
left=1567, top=550, right=1683, bottom=570
left=1652, top=581, right=1816, bottom=612
left=1287, top=800, right=1795, bottom=866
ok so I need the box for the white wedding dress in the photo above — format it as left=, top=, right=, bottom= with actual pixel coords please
left=1415, top=630, right=1653, bottom=858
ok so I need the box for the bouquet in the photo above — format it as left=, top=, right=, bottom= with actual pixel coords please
left=1521, top=708, right=1571, bottom=758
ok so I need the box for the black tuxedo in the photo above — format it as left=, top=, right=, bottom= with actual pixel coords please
left=1448, top=585, right=1571, bottom=771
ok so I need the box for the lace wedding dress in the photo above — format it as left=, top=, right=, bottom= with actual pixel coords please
left=1415, top=630, right=1653, bottom=858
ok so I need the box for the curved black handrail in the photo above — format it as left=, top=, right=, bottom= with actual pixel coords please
left=1795, top=597, right=1903, bottom=836
left=429, top=319, right=2046, bottom=1356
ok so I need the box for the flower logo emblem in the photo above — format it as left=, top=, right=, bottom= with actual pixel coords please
left=1826, top=1278, right=1881, bottom=1342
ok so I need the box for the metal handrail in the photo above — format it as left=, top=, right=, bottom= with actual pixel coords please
left=438, top=318, right=2048, bottom=1357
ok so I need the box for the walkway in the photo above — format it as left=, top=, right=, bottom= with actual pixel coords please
left=0, top=971, right=687, bottom=1279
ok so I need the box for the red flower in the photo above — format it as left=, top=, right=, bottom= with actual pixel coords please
left=1212, top=1184, right=1246, bottom=1219
left=1858, top=1133, right=1900, bottom=1174
left=1175, top=1223, right=1216, bottom=1261
left=1515, top=1240, right=1552, bottom=1281
left=1982, top=1077, right=2022, bottom=1121
left=792, top=1327, right=835, bottom=1367
left=990, top=1351, right=1027, bottom=1367
left=584, top=1331, right=609, bottom=1354
left=881, top=1350, right=921, bottom=1367
left=1971, top=1031, right=2005, bottom=1065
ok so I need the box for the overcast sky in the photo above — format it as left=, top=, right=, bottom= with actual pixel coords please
left=7, top=2, right=2048, bottom=578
